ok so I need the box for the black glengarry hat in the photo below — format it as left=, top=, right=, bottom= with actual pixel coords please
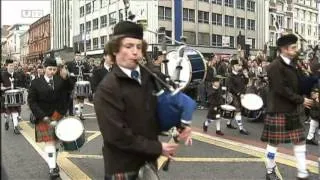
left=5, top=59, right=14, bottom=65
left=112, top=21, right=143, bottom=40
left=276, top=34, right=298, bottom=47
left=43, top=57, right=57, bottom=67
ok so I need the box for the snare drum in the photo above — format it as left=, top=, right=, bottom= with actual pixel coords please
left=220, top=104, right=236, bottom=119
left=162, top=47, right=207, bottom=89
left=74, top=81, right=91, bottom=97
left=241, top=93, right=264, bottom=121
left=55, top=117, right=85, bottom=151
left=4, top=89, right=25, bottom=107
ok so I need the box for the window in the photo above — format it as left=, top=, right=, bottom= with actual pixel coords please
left=225, top=0, right=234, bottom=7
left=212, top=34, right=222, bottom=47
left=158, top=6, right=172, bottom=20
left=86, top=21, right=91, bottom=32
left=229, top=36, right=234, bottom=48
left=247, top=19, right=255, bottom=30
left=247, top=0, right=255, bottom=12
left=100, top=15, right=107, bottom=28
left=294, top=22, right=299, bottom=33
left=100, top=0, right=107, bottom=8
left=100, top=35, right=107, bottom=48
left=109, top=11, right=117, bottom=25
left=93, top=38, right=99, bottom=49
left=225, top=15, right=234, bottom=27
left=212, top=0, right=222, bottom=5
left=199, top=0, right=209, bottom=2
left=80, top=23, right=84, bottom=34
left=198, top=11, right=209, bottom=24
left=183, top=8, right=195, bottom=22
left=236, top=17, right=245, bottom=29
left=198, top=32, right=210, bottom=45
left=80, top=6, right=84, bottom=17
left=183, top=31, right=196, bottom=44
left=301, top=23, right=305, bottom=34
left=249, top=38, right=255, bottom=49
left=119, top=9, right=124, bottom=22
left=212, top=13, right=222, bottom=25
left=93, top=18, right=98, bottom=30
left=86, top=3, right=91, bottom=14
left=93, top=0, right=98, bottom=12
left=308, top=25, right=311, bottom=35
left=86, top=39, right=91, bottom=50
left=236, top=0, right=245, bottom=10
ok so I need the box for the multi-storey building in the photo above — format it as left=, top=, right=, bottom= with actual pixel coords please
left=5, top=24, right=29, bottom=62
left=72, top=0, right=266, bottom=57
left=20, top=31, right=29, bottom=63
left=27, top=14, right=50, bottom=63
left=292, top=0, right=318, bottom=49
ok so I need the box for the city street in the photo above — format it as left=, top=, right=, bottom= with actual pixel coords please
left=2, top=102, right=319, bottom=180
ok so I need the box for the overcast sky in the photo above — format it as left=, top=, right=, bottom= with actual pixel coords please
left=1, top=0, right=51, bottom=26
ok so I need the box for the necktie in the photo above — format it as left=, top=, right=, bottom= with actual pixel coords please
left=49, top=79, right=54, bottom=90
left=131, top=70, right=140, bottom=82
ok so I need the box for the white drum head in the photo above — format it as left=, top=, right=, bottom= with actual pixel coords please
left=55, top=117, right=84, bottom=142
left=241, top=93, right=263, bottom=110
left=6, top=89, right=23, bottom=93
left=221, top=104, right=236, bottom=111
left=76, top=81, right=90, bottom=85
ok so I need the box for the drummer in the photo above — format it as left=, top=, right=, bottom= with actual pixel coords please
left=28, top=57, right=73, bottom=179
left=66, top=50, right=91, bottom=120
left=203, top=77, right=224, bottom=135
left=0, top=59, right=26, bottom=134
left=226, top=58, right=250, bottom=135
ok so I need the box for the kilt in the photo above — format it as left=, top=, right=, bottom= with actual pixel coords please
left=105, top=171, right=138, bottom=180
left=35, top=121, right=57, bottom=142
left=231, top=96, right=241, bottom=112
left=261, top=113, right=305, bottom=144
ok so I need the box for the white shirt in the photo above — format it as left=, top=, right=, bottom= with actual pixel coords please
left=280, top=54, right=291, bottom=65
left=119, top=65, right=141, bottom=84
left=44, top=75, right=54, bottom=89
left=104, top=64, right=112, bottom=72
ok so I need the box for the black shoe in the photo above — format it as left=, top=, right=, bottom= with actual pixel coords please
left=5, top=122, right=9, bottom=131
left=240, top=129, right=249, bottom=135
left=49, top=168, right=60, bottom=180
left=13, top=127, right=21, bottom=134
left=266, top=167, right=280, bottom=180
left=216, top=130, right=224, bottom=136
left=306, top=138, right=318, bottom=146
left=203, top=122, right=208, bottom=133
left=226, top=124, right=237, bottom=129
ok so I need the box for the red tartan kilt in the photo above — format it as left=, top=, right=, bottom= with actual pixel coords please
left=35, top=121, right=57, bottom=142
left=261, top=113, right=305, bottom=144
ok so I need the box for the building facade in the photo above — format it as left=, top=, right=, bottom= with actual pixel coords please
left=72, top=0, right=265, bottom=57
left=51, top=0, right=73, bottom=50
left=292, top=0, right=318, bottom=50
left=5, top=24, right=29, bottom=62
left=20, top=31, right=29, bottom=63
left=27, top=14, right=51, bottom=63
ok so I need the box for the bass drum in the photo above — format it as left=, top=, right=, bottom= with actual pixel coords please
left=161, top=46, right=207, bottom=89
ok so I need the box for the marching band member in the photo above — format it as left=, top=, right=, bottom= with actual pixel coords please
left=226, top=58, right=250, bottom=135
left=28, top=57, right=73, bottom=179
left=94, top=21, right=192, bottom=180
left=203, top=77, right=224, bottom=135
left=66, top=50, right=90, bottom=120
left=261, top=34, right=313, bottom=180
left=1, top=59, right=26, bottom=134
left=91, top=49, right=113, bottom=93
left=306, top=86, right=319, bottom=146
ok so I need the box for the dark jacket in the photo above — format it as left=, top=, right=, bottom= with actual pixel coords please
left=91, top=66, right=109, bottom=93
left=207, top=87, right=224, bottom=119
left=66, top=60, right=91, bottom=82
left=94, top=65, right=162, bottom=175
left=28, top=75, right=74, bottom=121
left=266, top=56, right=304, bottom=113
left=1, top=70, right=27, bottom=88
left=227, top=72, right=248, bottom=96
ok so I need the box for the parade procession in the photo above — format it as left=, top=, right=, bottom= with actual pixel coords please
left=1, top=0, right=320, bottom=180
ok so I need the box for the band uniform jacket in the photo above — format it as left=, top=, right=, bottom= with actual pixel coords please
left=1, top=70, right=27, bottom=89
left=207, top=87, right=224, bottom=119
left=66, top=60, right=91, bottom=82
left=94, top=65, right=162, bottom=175
left=28, top=75, right=74, bottom=121
left=227, top=72, right=248, bottom=109
left=91, top=66, right=110, bottom=93
left=266, top=56, right=304, bottom=113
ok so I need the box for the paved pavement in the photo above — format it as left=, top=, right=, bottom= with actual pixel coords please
left=1, top=102, right=319, bottom=180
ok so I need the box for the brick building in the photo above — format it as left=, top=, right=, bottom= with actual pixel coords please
left=27, top=14, right=50, bottom=64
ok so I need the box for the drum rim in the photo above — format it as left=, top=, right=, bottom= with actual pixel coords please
left=55, top=116, right=85, bottom=142
left=163, top=48, right=207, bottom=90
left=221, top=104, right=236, bottom=110
left=5, top=89, right=24, bottom=93
left=241, top=93, right=263, bottom=110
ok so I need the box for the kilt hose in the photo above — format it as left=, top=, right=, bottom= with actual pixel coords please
left=261, top=113, right=305, bottom=144
left=35, top=122, right=56, bottom=142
